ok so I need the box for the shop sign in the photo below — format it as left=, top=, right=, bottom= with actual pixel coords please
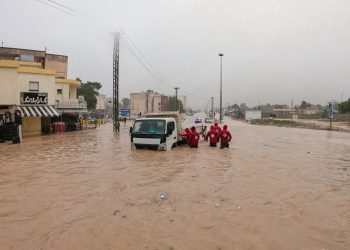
left=21, top=92, right=48, bottom=104
left=58, top=100, right=87, bottom=109
left=119, top=109, right=130, bottom=117
left=58, top=99, right=79, bottom=109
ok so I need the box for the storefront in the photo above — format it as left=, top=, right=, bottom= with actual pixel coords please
left=17, top=92, right=60, bottom=136
left=56, top=99, right=88, bottom=131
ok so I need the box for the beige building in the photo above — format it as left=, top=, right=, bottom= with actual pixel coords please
left=0, top=47, right=81, bottom=136
left=177, top=95, right=187, bottom=109
left=130, top=91, right=168, bottom=117
left=0, top=47, right=68, bottom=78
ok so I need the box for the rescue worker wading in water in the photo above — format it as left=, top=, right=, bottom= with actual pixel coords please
left=205, top=125, right=219, bottom=147
left=214, top=122, right=222, bottom=142
left=189, top=126, right=200, bottom=148
left=218, top=125, right=232, bottom=149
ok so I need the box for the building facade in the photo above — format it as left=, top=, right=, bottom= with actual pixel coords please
left=130, top=91, right=169, bottom=117
left=177, top=95, right=187, bottom=109
left=0, top=47, right=82, bottom=136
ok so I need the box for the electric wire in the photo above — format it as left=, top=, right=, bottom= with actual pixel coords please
left=122, top=40, right=173, bottom=96
left=36, top=0, right=77, bottom=16
left=124, top=35, right=167, bottom=84
left=123, top=34, right=210, bottom=101
left=46, top=0, right=81, bottom=14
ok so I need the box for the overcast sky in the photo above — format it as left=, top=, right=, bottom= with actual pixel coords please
left=1, top=0, right=350, bottom=108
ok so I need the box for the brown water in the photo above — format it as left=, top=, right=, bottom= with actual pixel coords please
left=0, top=118, right=349, bottom=250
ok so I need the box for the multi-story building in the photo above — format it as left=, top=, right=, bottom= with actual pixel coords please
left=177, top=95, right=187, bottom=109
left=130, top=91, right=169, bottom=117
left=0, top=47, right=82, bottom=136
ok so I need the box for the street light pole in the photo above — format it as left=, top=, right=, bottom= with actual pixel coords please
left=211, top=97, right=214, bottom=118
left=218, top=53, right=224, bottom=123
left=174, top=87, right=179, bottom=111
left=341, top=93, right=344, bottom=103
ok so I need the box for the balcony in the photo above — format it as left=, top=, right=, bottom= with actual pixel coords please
left=56, top=99, right=87, bottom=109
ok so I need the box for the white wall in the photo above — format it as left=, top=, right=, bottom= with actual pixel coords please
left=245, top=110, right=262, bottom=120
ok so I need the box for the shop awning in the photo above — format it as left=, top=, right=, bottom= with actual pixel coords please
left=17, top=106, right=60, bottom=117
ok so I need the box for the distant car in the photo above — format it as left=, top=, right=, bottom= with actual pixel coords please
left=194, top=117, right=202, bottom=123
left=204, top=117, right=214, bottom=123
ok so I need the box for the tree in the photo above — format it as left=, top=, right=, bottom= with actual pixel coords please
left=231, top=104, right=240, bottom=111
left=339, top=98, right=350, bottom=113
left=240, top=103, right=248, bottom=111
left=77, top=81, right=102, bottom=110
left=260, top=103, right=273, bottom=112
left=300, top=100, right=311, bottom=109
left=167, top=96, right=184, bottom=113
left=121, top=98, right=130, bottom=109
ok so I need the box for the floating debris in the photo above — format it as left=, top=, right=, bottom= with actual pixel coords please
left=160, top=194, right=166, bottom=200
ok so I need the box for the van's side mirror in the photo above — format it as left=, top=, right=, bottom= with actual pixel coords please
left=166, top=128, right=172, bottom=137
left=129, top=127, right=132, bottom=135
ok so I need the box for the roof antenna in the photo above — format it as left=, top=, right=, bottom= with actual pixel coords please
left=45, top=46, right=47, bottom=52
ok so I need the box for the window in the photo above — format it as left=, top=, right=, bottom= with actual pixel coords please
left=132, top=120, right=165, bottom=134
left=29, top=81, right=39, bottom=91
left=167, top=121, right=175, bottom=134
left=57, top=89, right=63, bottom=94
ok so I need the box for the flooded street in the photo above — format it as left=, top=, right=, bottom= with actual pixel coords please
left=0, top=118, right=349, bottom=250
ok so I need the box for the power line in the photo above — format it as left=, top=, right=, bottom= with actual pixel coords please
left=46, top=0, right=81, bottom=14
left=124, top=35, right=167, bottom=84
left=36, top=0, right=77, bottom=16
left=123, top=34, right=210, bottom=100
left=123, top=40, right=169, bottom=90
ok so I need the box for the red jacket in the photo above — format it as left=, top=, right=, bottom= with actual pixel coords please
left=214, top=123, right=221, bottom=134
left=219, top=129, right=232, bottom=142
left=206, top=129, right=218, bottom=143
left=189, top=130, right=200, bottom=145
left=215, top=126, right=221, bottom=135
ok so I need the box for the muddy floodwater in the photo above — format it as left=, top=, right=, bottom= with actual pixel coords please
left=0, top=118, right=349, bottom=250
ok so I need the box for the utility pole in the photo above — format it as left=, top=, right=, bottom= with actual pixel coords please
left=174, top=87, right=179, bottom=111
left=211, top=97, right=214, bottom=118
left=219, top=53, right=224, bottom=123
left=113, top=32, right=120, bottom=132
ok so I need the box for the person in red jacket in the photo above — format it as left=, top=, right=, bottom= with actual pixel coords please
left=185, top=128, right=192, bottom=145
left=218, top=124, right=232, bottom=149
left=189, top=126, right=200, bottom=148
left=214, top=122, right=222, bottom=142
left=179, top=128, right=191, bottom=145
left=205, top=125, right=219, bottom=147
